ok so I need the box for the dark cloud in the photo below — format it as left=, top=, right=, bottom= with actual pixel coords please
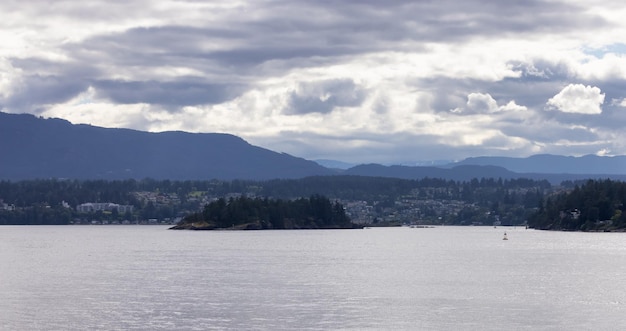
left=64, top=0, right=608, bottom=72
left=412, top=77, right=481, bottom=113
left=92, top=79, right=246, bottom=106
left=65, top=26, right=232, bottom=71
left=286, top=79, right=366, bottom=115
left=286, top=0, right=605, bottom=41
left=7, top=0, right=609, bottom=114
left=5, top=74, right=88, bottom=112
left=4, top=58, right=99, bottom=112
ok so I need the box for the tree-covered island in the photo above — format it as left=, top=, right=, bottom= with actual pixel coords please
left=170, top=195, right=361, bottom=230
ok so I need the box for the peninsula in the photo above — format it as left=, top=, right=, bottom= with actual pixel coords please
left=528, top=179, right=626, bottom=231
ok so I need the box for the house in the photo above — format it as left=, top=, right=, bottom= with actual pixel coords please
left=1, top=199, right=16, bottom=211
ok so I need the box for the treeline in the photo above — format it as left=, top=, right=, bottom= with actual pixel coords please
left=0, top=176, right=552, bottom=225
left=0, top=178, right=235, bottom=207
left=528, top=179, right=626, bottom=231
left=173, top=195, right=357, bottom=230
left=0, top=178, right=252, bottom=224
left=257, top=176, right=548, bottom=226
left=0, top=176, right=551, bottom=206
left=0, top=204, right=73, bottom=225
left=259, top=176, right=551, bottom=202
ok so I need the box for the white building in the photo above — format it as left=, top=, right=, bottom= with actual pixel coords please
left=1, top=201, right=16, bottom=211
left=76, top=202, right=134, bottom=214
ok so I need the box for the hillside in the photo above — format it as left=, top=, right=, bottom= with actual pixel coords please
left=0, top=112, right=332, bottom=180
left=341, top=163, right=626, bottom=184
left=4, top=111, right=626, bottom=183
left=528, top=179, right=626, bottom=231
left=447, top=154, right=626, bottom=175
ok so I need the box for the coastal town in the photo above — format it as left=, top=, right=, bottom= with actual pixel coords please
left=0, top=177, right=549, bottom=227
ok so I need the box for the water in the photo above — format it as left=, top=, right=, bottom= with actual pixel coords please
left=1, top=226, right=626, bottom=330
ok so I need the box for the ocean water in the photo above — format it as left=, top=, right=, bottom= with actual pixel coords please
left=1, top=225, right=626, bottom=330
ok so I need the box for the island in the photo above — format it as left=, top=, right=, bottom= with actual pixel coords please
left=170, top=195, right=363, bottom=230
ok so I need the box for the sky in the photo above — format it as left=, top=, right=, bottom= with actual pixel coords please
left=2, top=0, right=626, bottom=165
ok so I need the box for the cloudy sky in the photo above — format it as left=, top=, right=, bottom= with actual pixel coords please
left=2, top=0, right=626, bottom=164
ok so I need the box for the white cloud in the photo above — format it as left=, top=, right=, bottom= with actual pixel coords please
left=42, top=87, right=156, bottom=130
left=499, top=101, right=528, bottom=112
left=466, top=93, right=499, bottom=113
left=547, top=84, right=605, bottom=114
left=452, top=94, right=529, bottom=115
left=576, top=53, right=626, bottom=81
left=611, top=98, right=626, bottom=107
left=0, top=58, right=22, bottom=99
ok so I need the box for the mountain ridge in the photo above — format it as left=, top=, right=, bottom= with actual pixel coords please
left=3, top=111, right=626, bottom=182
left=341, top=163, right=626, bottom=184
left=0, top=112, right=332, bottom=180
left=445, top=154, right=626, bottom=175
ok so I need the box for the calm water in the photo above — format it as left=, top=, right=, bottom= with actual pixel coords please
left=1, top=225, right=626, bottom=330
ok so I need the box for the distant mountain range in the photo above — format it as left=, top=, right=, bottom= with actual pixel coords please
left=0, top=112, right=331, bottom=180
left=341, top=163, right=626, bottom=184
left=2, top=111, right=626, bottom=183
left=343, top=164, right=518, bottom=182
left=445, top=154, right=626, bottom=175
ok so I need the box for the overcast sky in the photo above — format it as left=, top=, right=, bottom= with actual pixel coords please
left=2, top=0, right=626, bottom=164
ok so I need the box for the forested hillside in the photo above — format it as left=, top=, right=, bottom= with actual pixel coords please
left=0, top=112, right=331, bottom=180
left=528, top=179, right=626, bottom=231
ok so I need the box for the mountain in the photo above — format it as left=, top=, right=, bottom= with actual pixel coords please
left=322, top=154, right=626, bottom=182
left=0, top=112, right=332, bottom=180
left=447, top=154, right=626, bottom=175
left=5, top=111, right=626, bottom=183
left=342, top=162, right=626, bottom=184
left=344, top=164, right=520, bottom=181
